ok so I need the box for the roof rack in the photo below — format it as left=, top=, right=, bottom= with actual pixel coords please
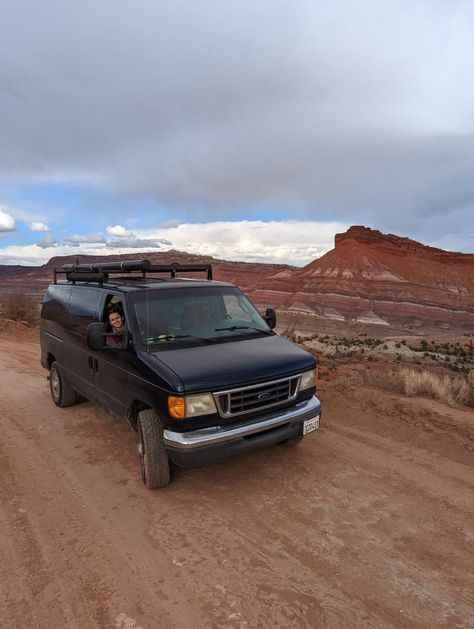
left=53, top=259, right=213, bottom=284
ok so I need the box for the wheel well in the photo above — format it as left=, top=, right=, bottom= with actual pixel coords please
left=129, top=400, right=151, bottom=429
left=47, top=353, right=56, bottom=369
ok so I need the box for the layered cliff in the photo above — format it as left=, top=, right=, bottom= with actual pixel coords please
left=248, top=226, right=474, bottom=336
left=1, top=227, right=473, bottom=336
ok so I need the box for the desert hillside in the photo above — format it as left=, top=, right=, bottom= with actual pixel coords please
left=249, top=226, right=474, bottom=337
left=0, top=250, right=293, bottom=298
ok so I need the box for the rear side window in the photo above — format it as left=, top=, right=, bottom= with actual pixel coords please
left=42, top=285, right=71, bottom=322
left=66, top=288, right=102, bottom=334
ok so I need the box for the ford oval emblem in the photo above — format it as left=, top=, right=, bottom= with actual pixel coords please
left=257, top=392, right=270, bottom=400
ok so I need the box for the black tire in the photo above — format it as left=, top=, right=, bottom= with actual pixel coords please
left=137, top=409, right=171, bottom=489
left=49, top=361, right=78, bottom=407
left=277, top=435, right=304, bottom=447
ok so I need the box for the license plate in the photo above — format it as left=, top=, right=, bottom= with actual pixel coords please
left=303, top=416, right=320, bottom=435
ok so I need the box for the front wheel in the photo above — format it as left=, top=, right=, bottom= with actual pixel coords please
left=137, top=410, right=171, bottom=489
left=49, top=361, right=78, bottom=407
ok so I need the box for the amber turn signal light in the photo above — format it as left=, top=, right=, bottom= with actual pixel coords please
left=168, top=396, right=185, bottom=419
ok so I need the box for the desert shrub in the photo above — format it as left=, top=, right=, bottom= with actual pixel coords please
left=1, top=291, right=38, bottom=325
left=402, top=368, right=467, bottom=404
left=365, top=366, right=468, bottom=406
left=282, top=328, right=296, bottom=342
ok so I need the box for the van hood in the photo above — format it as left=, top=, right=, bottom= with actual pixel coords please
left=147, top=334, right=315, bottom=393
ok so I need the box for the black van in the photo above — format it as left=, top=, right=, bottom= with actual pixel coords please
left=40, top=260, right=321, bottom=489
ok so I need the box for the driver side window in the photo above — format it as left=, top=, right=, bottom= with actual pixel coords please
left=103, top=295, right=127, bottom=347
left=103, top=296, right=124, bottom=322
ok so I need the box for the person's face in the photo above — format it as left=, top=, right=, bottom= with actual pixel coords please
left=109, top=312, right=124, bottom=331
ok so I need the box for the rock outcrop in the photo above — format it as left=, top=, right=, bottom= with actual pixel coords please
left=248, top=226, right=474, bottom=336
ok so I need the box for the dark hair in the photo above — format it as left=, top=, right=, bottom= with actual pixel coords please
left=108, top=302, right=124, bottom=316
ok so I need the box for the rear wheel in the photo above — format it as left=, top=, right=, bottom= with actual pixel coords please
left=137, top=409, right=171, bottom=489
left=49, top=361, right=78, bottom=407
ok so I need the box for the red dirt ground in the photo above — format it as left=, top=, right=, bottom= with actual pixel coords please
left=0, top=330, right=473, bottom=628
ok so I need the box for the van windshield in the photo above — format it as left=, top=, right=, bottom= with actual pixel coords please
left=129, top=286, right=272, bottom=346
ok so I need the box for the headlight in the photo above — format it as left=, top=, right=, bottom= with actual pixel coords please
left=168, top=393, right=217, bottom=419
left=299, top=369, right=316, bottom=391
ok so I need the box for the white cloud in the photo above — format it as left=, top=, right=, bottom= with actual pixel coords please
left=0, top=220, right=347, bottom=266
left=0, top=207, right=16, bottom=232
left=104, top=226, right=172, bottom=248
left=158, top=219, right=181, bottom=229
left=65, top=232, right=106, bottom=246
left=107, top=236, right=171, bottom=249
left=106, top=225, right=132, bottom=237
left=36, top=234, right=57, bottom=249
left=133, top=220, right=348, bottom=265
left=29, top=221, right=50, bottom=232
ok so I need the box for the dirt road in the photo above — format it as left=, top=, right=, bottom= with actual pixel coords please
left=0, top=334, right=473, bottom=629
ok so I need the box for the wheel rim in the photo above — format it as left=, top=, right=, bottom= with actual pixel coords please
left=50, top=368, right=60, bottom=401
left=137, top=423, right=147, bottom=484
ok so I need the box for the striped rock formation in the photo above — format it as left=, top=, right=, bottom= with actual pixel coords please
left=248, top=226, right=474, bottom=337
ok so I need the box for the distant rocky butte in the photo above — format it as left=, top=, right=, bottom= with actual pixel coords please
left=247, top=226, right=474, bottom=336
left=0, top=227, right=473, bottom=337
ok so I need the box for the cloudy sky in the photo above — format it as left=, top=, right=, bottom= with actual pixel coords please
left=0, top=0, right=473, bottom=266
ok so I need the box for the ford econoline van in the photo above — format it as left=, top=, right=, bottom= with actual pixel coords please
left=40, top=260, right=321, bottom=489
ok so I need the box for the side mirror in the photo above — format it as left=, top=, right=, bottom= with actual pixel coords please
left=86, top=322, right=107, bottom=350
left=87, top=322, right=130, bottom=350
left=264, top=307, right=276, bottom=329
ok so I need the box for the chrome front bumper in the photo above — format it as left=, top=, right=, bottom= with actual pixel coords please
left=163, top=395, right=321, bottom=450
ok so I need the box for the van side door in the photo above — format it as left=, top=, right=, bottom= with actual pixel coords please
left=40, top=284, right=72, bottom=369
left=63, top=286, right=102, bottom=401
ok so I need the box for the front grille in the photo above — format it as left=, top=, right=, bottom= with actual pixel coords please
left=215, top=376, right=300, bottom=418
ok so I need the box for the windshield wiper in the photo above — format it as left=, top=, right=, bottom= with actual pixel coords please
left=145, top=333, right=217, bottom=344
left=214, top=325, right=272, bottom=335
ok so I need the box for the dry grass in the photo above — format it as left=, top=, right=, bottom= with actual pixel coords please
left=366, top=366, right=469, bottom=407
left=0, top=291, right=38, bottom=325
